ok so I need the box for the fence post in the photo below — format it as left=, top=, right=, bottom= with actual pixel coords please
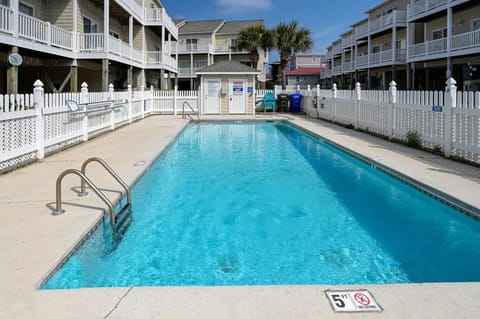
left=354, top=82, right=361, bottom=128
left=141, top=85, right=145, bottom=119
left=296, top=84, right=300, bottom=93
left=150, top=85, right=154, bottom=114
left=128, top=84, right=132, bottom=123
left=33, top=80, right=45, bottom=160
left=109, top=83, right=115, bottom=131
left=174, top=85, right=178, bottom=116
left=80, top=82, right=89, bottom=142
left=444, top=77, right=456, bottom=158
left=332, top=83, right=337, bottom=122
left=388, top=81, right=397, bottom=139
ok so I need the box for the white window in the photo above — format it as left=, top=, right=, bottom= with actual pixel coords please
left=186, top=38, right=197, bottom=51
left=19, top=2, right=33, bottom=16
left=372, top=45, right=382, bottom=53
left=472, top=18, right=480, bottom=31
left=194, top=60, right=208, bottom=70
left=432, top=28, right=447, bottom=40
left=83, top=17, right=98, bottom=33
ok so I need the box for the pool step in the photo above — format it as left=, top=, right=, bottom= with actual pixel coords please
left=114, top=203, right=133, bottom=241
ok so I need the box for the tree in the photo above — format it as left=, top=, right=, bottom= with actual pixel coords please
left=273, top=21, right=313, bottom=89
left=232, top=25, right=275, bottom=69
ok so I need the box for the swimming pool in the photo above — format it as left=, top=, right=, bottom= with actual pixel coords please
left=43, top=121, right=480, bottom=289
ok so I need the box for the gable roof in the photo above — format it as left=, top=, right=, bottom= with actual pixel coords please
left=178, top=20, right=225, bottom=34
left=287, top=67, right=325, bottom=76
left=217, top=19, right=264, bottom=35
left=196, top=60, right=261, bottom=75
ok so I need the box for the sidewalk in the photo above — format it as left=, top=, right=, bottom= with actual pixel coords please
left=0, top=114, right=479, bottom=319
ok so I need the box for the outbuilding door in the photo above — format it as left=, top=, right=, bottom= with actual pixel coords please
left=204, top=79, right=221, bottom=114
left=229, top=79, right=246, bottom=114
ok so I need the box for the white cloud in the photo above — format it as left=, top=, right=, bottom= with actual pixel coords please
left=216, top=0, right=273, bottom=14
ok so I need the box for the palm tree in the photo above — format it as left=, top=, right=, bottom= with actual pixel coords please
left=273, top=21, right=313, bottom=89
left=232, top=25, right=275, bottom=69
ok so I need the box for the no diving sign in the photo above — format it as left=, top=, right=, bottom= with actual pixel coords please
left=325, top=290, right=382, bottom=312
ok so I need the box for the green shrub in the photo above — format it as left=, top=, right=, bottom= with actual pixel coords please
left=406, top=130, right=422, bottom=148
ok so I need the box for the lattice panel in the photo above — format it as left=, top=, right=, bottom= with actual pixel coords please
left=0, top=116, right=37, bottom=153
left=44, top=112, right=83, bottom=141
left=0, top=152, right=37, bottom=172
left=45, top=137, right=83, bottom=155
left=114, top=106, right=129, bottom=125
left=358, top=101, right=388, bottom=136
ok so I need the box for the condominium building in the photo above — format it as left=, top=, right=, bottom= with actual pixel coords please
left=173, top=19, right=268, bottom=90
left=0, top=0, right=178, bottom=93
left=288, top=52, right=325, bottom=71
left=321, top=0, right=480, bottom=91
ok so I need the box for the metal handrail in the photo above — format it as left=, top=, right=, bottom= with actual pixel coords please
left=182, top=101, right=200, bottom=122
left=54, top=169, right=115, bottom=231
left=80, top=157, right=131, bottom=205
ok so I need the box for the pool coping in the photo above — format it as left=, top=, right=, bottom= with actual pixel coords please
left=1, top=114, right=480, bottom=318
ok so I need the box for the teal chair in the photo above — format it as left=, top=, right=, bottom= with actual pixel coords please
left=262, top=92, right=276, bottom=112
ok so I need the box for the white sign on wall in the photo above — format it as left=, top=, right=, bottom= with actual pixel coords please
left=325, top=290, right=382, bottom=312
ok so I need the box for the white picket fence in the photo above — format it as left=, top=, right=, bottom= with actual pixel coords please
left=1, top=79, right=479, bottom=172
left=302, top=80, right=480, bottom=164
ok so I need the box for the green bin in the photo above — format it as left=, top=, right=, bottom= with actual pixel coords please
left=277, top=94, right=289, bottom=112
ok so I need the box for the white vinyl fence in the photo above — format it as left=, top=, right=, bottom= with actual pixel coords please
left=302, top=79, right=480, bottom=164
left=0, top=80, right=196, bottom=172
left=1, top=78, right=479, bottom=172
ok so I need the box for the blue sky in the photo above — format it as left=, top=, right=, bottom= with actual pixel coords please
left=162, top=0, right=382, bottom=56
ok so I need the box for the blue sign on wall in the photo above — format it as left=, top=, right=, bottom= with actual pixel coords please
left=247, top=86, right=253, bottom=93
left=432, top=105, right=443, bottom=112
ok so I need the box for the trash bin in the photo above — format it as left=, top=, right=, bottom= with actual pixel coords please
left=277, top=94, right=289, bottom=112
left=289, top=94, right=303, bottom=113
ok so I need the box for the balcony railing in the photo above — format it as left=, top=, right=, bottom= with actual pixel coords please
left=333, top=65, right=342, bottom=75
left=144, top=7, right=178, bottom=38
left=342, top=61, right=355, bottom=72
left=355, top=22, right=369, bottom=39
left=356, top=55, right=369, bottom=68
left=451, top=29, right=480, bottom=52
left=341, top=34, right=354, bottom=48
left=320, top=69, right=332, bottom=79
left=332, top=44, right=342, bottom=55
left=408, top=29, right=480, bottom=60
left=174, top=42, right=213, bottom=54
left=0, top=5, right=12, bottom=33
left=407, top=0, right=448, bottom=19
left=77, top=33, right=104, bottom=52
left=0, top=9, right=179, bottom=69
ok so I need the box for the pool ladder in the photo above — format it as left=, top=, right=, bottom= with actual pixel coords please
left=53, top=157, right=132, bottom=238
left=182, top=101, right=200, bottom=122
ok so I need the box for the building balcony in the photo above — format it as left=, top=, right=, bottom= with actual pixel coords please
left=177, top=65, right=208, bottom=77
left=332, top=44, right=342, bottom=56
left=333, top=65, right=343, bottom=75
left=144, top=7, right=178, bottom=39
left=408, top=29, right=480, bottom=61
left=173, top=43, right=214, bottom=54
left=407, top=0, right=472, bottom=21
left=407, top=0, right=448, bottom=21
left=0, top=6, right=177, bottom=71
left=342, top=61, right=355, bottom=73
left=355, top=10, right=407, bottom=40
left=320, top=69, right=332, bottom=79
left=341, top=34, right=355, bottom=48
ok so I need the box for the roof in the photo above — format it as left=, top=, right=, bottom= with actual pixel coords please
left=178, top=20, right=224, bottom=34
left=196, top=60, right=261, bottom=75
left=217, top=20, right=264, bottom=35
left=287, top=67, right=325, bottom=76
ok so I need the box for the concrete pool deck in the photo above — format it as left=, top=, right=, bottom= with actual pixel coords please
left=1, top=114, right=479, bottom=318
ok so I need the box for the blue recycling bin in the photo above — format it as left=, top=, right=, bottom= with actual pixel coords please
left=289, top=94, right=303, bottom=113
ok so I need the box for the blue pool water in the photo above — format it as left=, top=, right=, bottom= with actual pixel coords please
left=43, top=122, right=480, bottom=289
